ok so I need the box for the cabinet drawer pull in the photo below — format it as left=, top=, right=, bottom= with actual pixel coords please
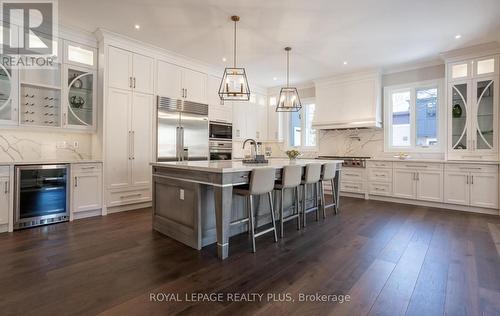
left=459, top=167, right=482, bottom=170
left=344, top=173, right=359, bottom=177
left=81, top=166, right=96, bottom=170
left=120, top=193, right=142, bottom=199
left=406, top=165, right=427, bottom=168
left=344, top=185, right=359, bottom=189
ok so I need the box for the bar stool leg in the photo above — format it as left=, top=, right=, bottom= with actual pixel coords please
left=295, top=186, right=300, bottom=230
left=279, top=189, right=284, bottom=238
left=315, top=182, right=320, bottom=222
left=320, top=180, right=326, bottom=219
left=246, top=196, right=251, bottom=235
left=268, top=192, right=278, bottom=242
left=248, top=195, right=256, bottom=253
left=331, top=179, right=338, bottom=214
left=302, top=184, right=307, bottom=228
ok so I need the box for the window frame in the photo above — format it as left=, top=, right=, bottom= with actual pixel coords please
left=285, top=97, right=318, bottom=152
left=383, top=79, right=445, bottom=153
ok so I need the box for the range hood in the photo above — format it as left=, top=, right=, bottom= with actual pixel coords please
left=312, top=119, right=382, bottom=130
left=312, top=70, right=382, bottom=130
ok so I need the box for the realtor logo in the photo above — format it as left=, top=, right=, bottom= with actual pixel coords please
left=1, top=0, right=58, bottom=68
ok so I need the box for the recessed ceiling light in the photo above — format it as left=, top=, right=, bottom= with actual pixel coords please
left=273, top=77, right=277, bottom=81
left=343, top=61, right=348, bottom=65
left=455, top=34, right=462, bottom=39
left=134, top=24, right=141, bottom=30
left=222, top=57, right=227, bottom=62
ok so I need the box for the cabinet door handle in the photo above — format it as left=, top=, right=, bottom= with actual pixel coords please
left=129, top=77, right=133, bottom=88
left=131, top=131, right=135, bottom=160
left=471, top=175, right=474, bottom=185
left=185, top=88, right=187, bottom=99
left=466, top=175, right=469, bottom=184
left=4, top=181, right=8, bottom=194
left=74, top=176, right=78, bottom=187
left=133, top=77, right=136, bottom=89
left=128, top=131, right=132, bottom=160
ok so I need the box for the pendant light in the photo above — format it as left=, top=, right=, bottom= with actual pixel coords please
left=276, top=47, right=301, bottom=112
left=218, top=15, right=250, bottom=101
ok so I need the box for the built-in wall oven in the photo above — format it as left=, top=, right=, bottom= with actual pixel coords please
left=209, top=140, right=232, bottom=160
left=14, top=164, right=70, bottom=229
left=209, top=121, right=232, bottom=140
left=209, top=122, right=232, bottom=160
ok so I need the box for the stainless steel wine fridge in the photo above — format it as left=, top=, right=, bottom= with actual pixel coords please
left=14, top=164, right=70, bottom=229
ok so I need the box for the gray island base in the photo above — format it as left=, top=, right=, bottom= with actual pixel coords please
left=151, top=159, right=343, bottom=260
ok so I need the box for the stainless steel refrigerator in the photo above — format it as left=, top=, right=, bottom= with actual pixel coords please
left=157, top=96, right=209, bottom=161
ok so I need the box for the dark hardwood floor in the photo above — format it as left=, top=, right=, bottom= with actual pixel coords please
left=1, top=197, right=500, bottom=316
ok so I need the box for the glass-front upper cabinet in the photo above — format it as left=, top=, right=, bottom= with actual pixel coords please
left=0, top=59, right=19, bottom=124
left=63, top=65, right=96, bottom=130
left=474, top=56, right=498, bottom=77
left=450, top=82, right=470, bottom=151
left=64, top=41, right=97, bottom=69
left=474, top=77, right=497, bottom=151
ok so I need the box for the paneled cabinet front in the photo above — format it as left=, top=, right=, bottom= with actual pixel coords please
left=72, top=164, right=102, bottom=214
left=0, top=175, right=9, bottom=225
left=105, top=88, right=154, bottom=207
left=108, top=46, right=154, bottom=94
left=157, top=60, right=207, bottom=104
left=208, top=75, right=232, bottom=123
left=393, top=163, right=444, bottom=202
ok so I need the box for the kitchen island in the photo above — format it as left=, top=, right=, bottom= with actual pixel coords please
left=151, top=159, right=342, bottom=259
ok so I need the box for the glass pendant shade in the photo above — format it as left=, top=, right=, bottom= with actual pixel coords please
left=276, top=87, right=301, bottom=112
left=219, top=15, right=250, bottom=101
left=218, top=67, right=250, bottom=101
left=276, top=47, right=301, bottom=112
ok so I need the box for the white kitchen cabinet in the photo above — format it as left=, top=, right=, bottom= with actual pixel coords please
left=157, top=60, right=207, bottom=104
left=72, top=164, right=102, bottom=214
left=267, top=103, right=284, bottom=142
left=469, top=173, right=498, bottom=208
left=64, top=40, right=97, bottom=69
left=105, top=88, right=154, bottom=207
left=446, top=53, right=499, bottom=161
left=313, top=71, right=382, bottom=129
left=393, top=169, right=416, bottom=199
left=0, top=176, right=9, bottom=225
left=63, top=64, right=97, bottom=130
left=108, top=46, right=154, bottom=94
left=130, top=93, right=154, bottom=187
left=416, top=170, right=444, bottom=202
left=232, top=93, right=268, bottom=141
left=208, top=75, right=232, bottom=123
left=256, top=94, right=268, bottom=141
left=444, top=164, right=498, bottom=209
left=393, top=163, right=444, bottom=202
left=443, top=171, right=469, bottom=205
left=232, top=101, right=246, bottom=140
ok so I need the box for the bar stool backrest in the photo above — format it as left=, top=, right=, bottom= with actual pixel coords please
left=249, top=168, right=277, bottom=195
left=282, top=165, right=302, bottom=188
left=321, top=163, right=337, bottom=181
left=303, top=163, right=322, bottom=184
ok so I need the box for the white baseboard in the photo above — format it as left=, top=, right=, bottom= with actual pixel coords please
left=344, top=193, right=499, bottom=216
left=73, top=209, right=103, bottom=220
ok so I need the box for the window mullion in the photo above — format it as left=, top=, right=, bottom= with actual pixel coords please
left=410, top=88, right=417, bottom=149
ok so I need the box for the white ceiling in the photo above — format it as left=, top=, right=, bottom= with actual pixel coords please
left=59, top=0, right=500, bottom=87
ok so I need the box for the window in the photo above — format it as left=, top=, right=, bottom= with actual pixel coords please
left=384, top=80, right=443, bottom=152
left=287, top=100, right=317, bottom=150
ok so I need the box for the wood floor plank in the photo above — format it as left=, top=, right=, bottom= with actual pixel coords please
left=0, top=198, right=499, bottom=316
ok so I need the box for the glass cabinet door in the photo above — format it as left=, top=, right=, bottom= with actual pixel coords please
left=0, top=60, right=18, bottom=124
left=475, top=79, right=495, bottom=150
left=450, top=83, right=469, bottom=150
left=66, top=66, right=95, bottom=128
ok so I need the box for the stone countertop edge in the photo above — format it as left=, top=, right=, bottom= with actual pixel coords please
left=151, top=159, right=344, bottom=173
left=0, top=160, right=103, bottom=166
left=368, top=158, right=500, bottom=165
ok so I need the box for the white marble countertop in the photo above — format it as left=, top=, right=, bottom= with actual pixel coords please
left=369, top=157, right=500, bottom=165
left=0, top=160, right=102, bottom=166
left=152, top=158, right=343, bottom=173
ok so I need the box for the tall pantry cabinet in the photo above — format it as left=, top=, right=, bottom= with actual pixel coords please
left=100, top=40, right=155, bottom=212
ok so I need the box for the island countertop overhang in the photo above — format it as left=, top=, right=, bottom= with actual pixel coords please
left=151, top=159, right=344, bottom=173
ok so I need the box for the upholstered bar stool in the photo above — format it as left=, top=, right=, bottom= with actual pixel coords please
left=232, top=168, right=278, bottom=253
left=301, top=163, right=322, bottom=228
left=319, top=163, right=338, bottom=218
left=274, top=165, right=302, bottom=238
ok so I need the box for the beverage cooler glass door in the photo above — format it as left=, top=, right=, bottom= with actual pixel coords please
left=15, top=165, right=70, bottom=228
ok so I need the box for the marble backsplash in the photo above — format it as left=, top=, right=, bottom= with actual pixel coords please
left=318, top=129, right=385, bottom=157
left=0, top=130, right=94, bottom=162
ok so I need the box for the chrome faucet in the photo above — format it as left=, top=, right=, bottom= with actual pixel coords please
left=242, top=138, right=257, bottom=159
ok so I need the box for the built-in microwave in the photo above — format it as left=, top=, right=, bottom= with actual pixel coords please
left=209, top=121, right=232, bottom=140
